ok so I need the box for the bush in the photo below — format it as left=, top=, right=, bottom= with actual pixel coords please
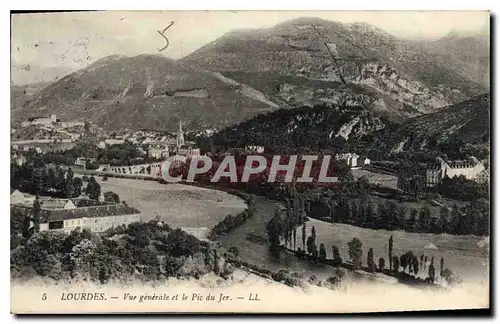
left=441, top=268, right=461, bottom=286
left=228, top=246, right=239, bottom=258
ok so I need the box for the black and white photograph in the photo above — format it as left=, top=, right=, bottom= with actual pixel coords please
left=9, top=10, right=491, bottom=314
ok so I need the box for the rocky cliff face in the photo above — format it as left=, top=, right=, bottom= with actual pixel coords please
left=183, top=18, right=486, bottom=121
left=370, top=94, right=490, bottom=155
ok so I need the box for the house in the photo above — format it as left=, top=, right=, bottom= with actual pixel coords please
left=38, top=203, right=142, bottom=233
left=335, top=153, right=360, bottom=168
left=245, top=145, right=265, bottom=154
left=40, top=199, right=77, bottom=210
left=75, top=157, right=96, bottom=168
left=104, top=139, right=125, bottom=146
left=10, top=189, right=25, bottom=205
left=425, top=156, right=486, bottom=187
left=97, top=141, right=107, bottom=149
left=149, top=145, right=169, bottom=159
left=10, top=190, right=40, bottom=206
left=13, top=154, right=27, bottom=166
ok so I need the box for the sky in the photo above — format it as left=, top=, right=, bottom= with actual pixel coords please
left=11, top=10, right=490, bottom=85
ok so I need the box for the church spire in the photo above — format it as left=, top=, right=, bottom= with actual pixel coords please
left=177, top=120, right=185, bottom=148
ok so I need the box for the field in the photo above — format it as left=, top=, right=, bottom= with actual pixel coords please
left=351, top=168, right=398, bottom=189
left=98, top=177, right=247, bottom=239
left=217, top=196, right=489, bottom=284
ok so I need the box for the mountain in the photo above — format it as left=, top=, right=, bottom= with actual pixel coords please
left=12, top=54, right=280, bottom=131
left=206, top=103, right=386, bottom=152
left=370, top=94, right=490, bottom=155
left=11, top=82, right=50, bottom=115
left=12, top=18, right=488, bottom=131
left=409, top=32, right=490, bottom=88
left=182, top=17, right=486, bottom=121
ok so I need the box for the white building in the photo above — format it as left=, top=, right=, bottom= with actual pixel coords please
left=104, top=139, right=125, bottom=146
left=75, top=157, right=96, bottom=168
left=335, top=153, right=360, bottom=168
left=426, top=156, right=486, bottom=187
left=21, top=114, right=57, bottom=128
left=38, top=204, right=142, bottom=233
left=245, top=145, right=265, bottom=154
left=10, top=189, right=25, bottom=205
left=97, top=141, right=107, bottom=149
left=149, top=146, right=169, bottom=159
left=40, top=199, right=77, bottom=210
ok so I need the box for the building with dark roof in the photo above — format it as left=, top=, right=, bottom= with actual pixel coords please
left=38, top=203, right=142, bottom=233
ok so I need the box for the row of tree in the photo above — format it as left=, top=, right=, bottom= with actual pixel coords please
left=207, top=198, right=256, bottom=240
left=11, top=163, right=83, bottom=198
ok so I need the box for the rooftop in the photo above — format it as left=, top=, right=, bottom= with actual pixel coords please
left=41, top=204, right=141, bottom=222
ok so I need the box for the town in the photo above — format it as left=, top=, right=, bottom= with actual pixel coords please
left=10, top=11, right=491, bottom=314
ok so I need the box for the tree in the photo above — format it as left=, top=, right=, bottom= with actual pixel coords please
left=439, top=206, right=449, bottom=233
left=428, top=263, right=436, bottom=283
left=72, top=177, right=83, bottom=197
left=301, top=223, right=306, bottom=250
left=396, top=206, right=407, bottom=229
left=331, top=245, right=342, bottom=266
left=389, top=235, right=393, bottom=270
left=378, top=257, right=385, bottom=271
left=32, top=196, right=41, bottom=233
left=400, top=251, right=415, bottom=273
left=85, top=177, right=101, bottom=201
left=311, top=243, right=318, bottom=261
left=418, top=206, right=431, bottom=232
left=266, top=209, right=282, bottom=249
left=228, top=246, right=239, bottom=258
left=319, top=243, right=327, bottom=261
left=104, top=191, right=120, bottom=203
left=347, top=237, right=363, bottom=269
left=407, top=208, right=418, bottom=232
left=64, top=167, right=74, bottom=198
left=367, top=248, right=375, bottom=272
left=293, top=227, right=297, bottom=251
left=411, top=255, right=419, bottom=275
left=306, top=236, right=314, bottom=255
left=440, top=257, right=445, bottom=277
left=450, top=204, right=461, bottom=234
left=392, top=256, right=400, bottom=272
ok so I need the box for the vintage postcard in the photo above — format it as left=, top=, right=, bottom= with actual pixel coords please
left=10, top=10, right=490, bottom=314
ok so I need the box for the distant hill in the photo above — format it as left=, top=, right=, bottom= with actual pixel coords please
left=12, top=54, right=280, bottom=131
left=370, top=94, right=490, bottom=155
left=11, top=82, right=50, bottom=116
left=182, top=17, right=486, bottom=121
left=207, top=103, right=387, bottom=152
left=409, top=32, right=490, bottom=88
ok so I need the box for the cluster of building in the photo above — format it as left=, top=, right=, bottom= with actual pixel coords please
left=10, top=189, right=141, bottom=234
left=11, top=114, right=89, bottom=154
left=103, top=121, right=202, bottom=176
